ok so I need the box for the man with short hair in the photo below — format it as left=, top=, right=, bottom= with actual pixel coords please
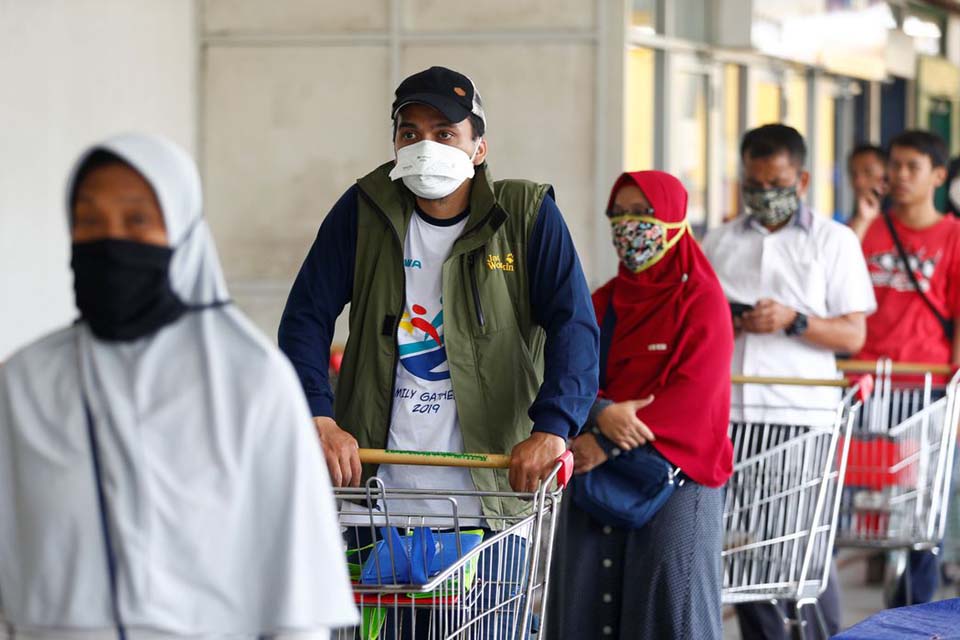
left=702, top=124, right=876, bottom=639
left=278, top=66, right=599, bottom=515
left=847, top=143, right=888, bottom=241
left=856, top=130, right=959, bottom=370
left=854, top=130, right=960, bottom=607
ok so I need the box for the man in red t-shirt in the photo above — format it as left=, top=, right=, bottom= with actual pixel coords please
left=857, top=130, right=959, bottom=368
left=855, top=129, right=957, bottom=606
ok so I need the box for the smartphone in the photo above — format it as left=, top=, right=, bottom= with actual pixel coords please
left=729, top=302, right=753, bottom=318
left=870, top=187, right=893, bottom=216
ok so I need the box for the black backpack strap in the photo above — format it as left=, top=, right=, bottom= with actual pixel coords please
left=881, top=211, right=955, bottom=341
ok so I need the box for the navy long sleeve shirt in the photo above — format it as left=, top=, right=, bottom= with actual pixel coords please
left=278, top=185, right=599, bottom=440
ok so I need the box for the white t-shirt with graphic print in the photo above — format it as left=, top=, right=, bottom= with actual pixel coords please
left=375, top=210, right=484, bottom=522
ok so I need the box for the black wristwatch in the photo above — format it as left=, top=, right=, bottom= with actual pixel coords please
left=786, top=312, right=808, bottom=337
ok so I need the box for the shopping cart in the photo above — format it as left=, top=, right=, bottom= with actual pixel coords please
left=333, top=448, right=573, bottom=640
left=722, top=375, right=872, bottom=639
left=833, top=359, right=960, bottom=604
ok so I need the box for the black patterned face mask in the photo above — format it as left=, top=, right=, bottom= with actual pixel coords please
left=742, top=185, right=800, bottom=227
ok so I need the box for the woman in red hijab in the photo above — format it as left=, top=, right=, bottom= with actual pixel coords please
left=548, top=171, right=733, bottom=640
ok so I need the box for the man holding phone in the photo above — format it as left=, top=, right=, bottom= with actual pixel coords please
left=702, top=124, right=876, bottom=639
left=703, top=124, right=876, bottom=414
left=847, top=143, right=888, bottom=241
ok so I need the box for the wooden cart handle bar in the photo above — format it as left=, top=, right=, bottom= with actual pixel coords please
left=358, top=448, right=512, bottom=468
left=837, top=359, right=954, bottom=376
left=731, top=375, right=851, bottom=387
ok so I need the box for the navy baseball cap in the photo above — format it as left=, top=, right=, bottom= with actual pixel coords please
left=392, top=66, right=486, bottom=130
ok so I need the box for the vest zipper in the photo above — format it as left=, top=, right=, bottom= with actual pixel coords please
left=467, top=250, right=486, bottom=328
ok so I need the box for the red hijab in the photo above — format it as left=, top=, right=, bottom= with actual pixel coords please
left=593, top=171, right=733, bottom=487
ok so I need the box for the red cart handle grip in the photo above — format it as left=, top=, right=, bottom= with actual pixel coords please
left=556, top=450, right=574, bottom=490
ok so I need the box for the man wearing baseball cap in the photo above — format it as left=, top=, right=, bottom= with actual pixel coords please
left=278, top=66, right=599, bottom=523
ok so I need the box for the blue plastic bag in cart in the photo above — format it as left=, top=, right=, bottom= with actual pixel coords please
left=834, top=597, right=960, bottom=639
left=360, top=527, right=484, bottom=585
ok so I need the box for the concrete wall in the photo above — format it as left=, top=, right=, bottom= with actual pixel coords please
left=0, top=0, right=197, bottom=360
left=200, top=0, right=625, bottom=344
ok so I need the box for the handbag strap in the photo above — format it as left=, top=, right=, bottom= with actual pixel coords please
left=81, top=395, right=127, bottom=640
left=881, top=211, right=955, bottom=341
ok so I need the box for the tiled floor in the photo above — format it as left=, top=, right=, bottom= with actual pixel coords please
left=722, top=550, right=960, bottom=639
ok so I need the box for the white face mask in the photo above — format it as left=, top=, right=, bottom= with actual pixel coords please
left=388, top=139, right=481, bottom=200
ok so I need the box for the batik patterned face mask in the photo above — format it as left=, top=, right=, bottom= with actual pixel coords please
left=742, top=185, right=800, bottom=227
left=610, top=214, right=689, bottom=273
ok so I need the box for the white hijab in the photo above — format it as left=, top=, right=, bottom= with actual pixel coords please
left=0, top=134, right=357, bottom=636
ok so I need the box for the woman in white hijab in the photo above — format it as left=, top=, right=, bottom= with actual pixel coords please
left=0, top=133, right=357, bottom=639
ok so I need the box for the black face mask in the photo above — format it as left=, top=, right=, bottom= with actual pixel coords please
left=71, top=239, right=187, bottom=342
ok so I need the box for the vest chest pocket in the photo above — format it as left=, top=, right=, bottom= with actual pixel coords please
left=460, top=248, right=521, bottom=337
left=466, top=251, right=487, bottom=330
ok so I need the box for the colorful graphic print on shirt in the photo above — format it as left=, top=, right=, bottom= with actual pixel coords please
left=398, top=302, right=450, bottom=381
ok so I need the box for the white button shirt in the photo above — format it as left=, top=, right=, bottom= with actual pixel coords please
left=702, top=208, right=876, bottom=426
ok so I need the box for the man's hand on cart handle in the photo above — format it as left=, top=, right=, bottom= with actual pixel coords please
left=509, top=432, right=567, bottom=493
left=314, top=416, right=361, bottom=488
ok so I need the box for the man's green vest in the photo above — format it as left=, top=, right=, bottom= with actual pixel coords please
left=334, top=161, right=553, bottom=523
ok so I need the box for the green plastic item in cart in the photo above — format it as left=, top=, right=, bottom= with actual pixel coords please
left=361, top=606, right=387, bottom=640
left=345, top=541, right=375, bottom=581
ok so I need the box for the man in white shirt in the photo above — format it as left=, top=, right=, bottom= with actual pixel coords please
left=702, top=124, right=876, bottom=639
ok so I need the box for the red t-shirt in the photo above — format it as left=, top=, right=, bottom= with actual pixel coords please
left=857, top=215, right=960, bottom=366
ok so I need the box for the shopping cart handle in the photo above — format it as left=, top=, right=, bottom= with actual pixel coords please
left=556, top=449, right=574, bottom=490
left=356, top=448, right=574, bottom=490
left=358, top=449, right=511, bottom=468
left=855, top=374, right=874, bottom=402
